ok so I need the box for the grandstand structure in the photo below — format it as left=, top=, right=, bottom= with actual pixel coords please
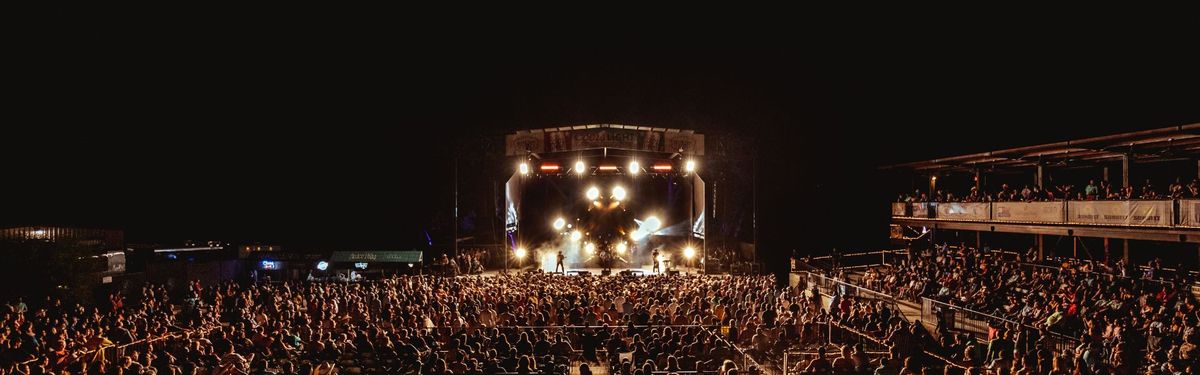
left=883, top=123, right=1200, bottom=266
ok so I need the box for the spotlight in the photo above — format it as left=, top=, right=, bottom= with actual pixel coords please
left=631, top=231, right=646, bottom=241
left=570, top=230, right=582, bottom=242
left=612, top=186, right=627, bottom=201
left=575, top=160, right=586, bottom=174
left=683, top=247, right=696, bottom=259
left=586, top=186, right=600, bottom=200
left=644, top=216, right=663, bottom=231
left=316, top=261, right=330, bottom=271
left=584, top=242, right=595, bottom=254
left=514, top=247, right=527, bottom=258
left=685, top=160, right=696, bottom=173
left=616, top=242, right=627, bottom=254
left=628, top=161, right=640, bottom=175
left=519, top=162, right=529, bottom=175
left=553, top=217, right=566, bottom=230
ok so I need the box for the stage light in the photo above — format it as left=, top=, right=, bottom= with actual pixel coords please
left=683, top=247, right=696, bottom=259
left=585, top=242, right=596, bottom=254
left=685, top=160, right=696, bottom=172
left=570, top=230, right=582, bottom=242
left=540, top=163, right=560, bottom=172
left=599, top=165, right=618, bottom=171
left=612, top=186, right=627, bottom=201
left=514, top=247, right=527, bottom=258
left=519, top=162, right=529, bottom=175
left=586, top=186, right=600, bottom=200
left=316, top=261, right=329, bottom=271
left=616, top=242, right=627, bottom=254
left=553, top=217, right=566, bottom=230
left=631, top=231, right=647, bottom=241
left=652, top=164, right=672, bottom=171
left=575, top=160, right=586, bottom=174
left=628, top=161, right=640, bottom=175
left=645, top=216, right=662, bottom=231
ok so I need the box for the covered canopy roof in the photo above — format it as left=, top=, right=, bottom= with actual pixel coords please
left=882, top=123, right=1200, bottom=173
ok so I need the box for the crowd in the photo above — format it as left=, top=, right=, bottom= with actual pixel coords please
left=855, top=245, right=1199, bottom=374
left=0, top=272, right=801, bottom=375
left=898, top=177, right=1200, bottom=203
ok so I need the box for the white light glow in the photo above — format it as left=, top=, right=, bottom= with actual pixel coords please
left=316, top=261, right=330, bottom=271
left=584, top=242, right=596, bottom=254
left=519, top=162, right=529, bottom=175
left=628, top=161, right=640, bottom=175
left=514, top=247, right=527, bottom=258
left=570, top=230, right=582, bottom=242
left=616, top=242, right=627, bottom=254
left=644, top=216, right=662, bottom=231
left=575, top=160, right=586, bottom=174
left=683, top=247, right=696, bottom=259
left=685, top=160, right=696, bottom=172
left=553, top=217, right=566, bottom=230
left=612, top=186, right=627, bottom=201
left=586, top=186, right=600, bottom=200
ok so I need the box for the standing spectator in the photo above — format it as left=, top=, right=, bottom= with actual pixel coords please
left=1084, top=180, right=1099, bottom=200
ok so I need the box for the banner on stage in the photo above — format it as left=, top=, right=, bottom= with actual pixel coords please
left=506, top=125, right=703, bottom=156
left=1067, top=200, right=1173, bottom=227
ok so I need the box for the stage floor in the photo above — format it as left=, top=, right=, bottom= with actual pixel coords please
left=481, top=263, right=701, bottom=276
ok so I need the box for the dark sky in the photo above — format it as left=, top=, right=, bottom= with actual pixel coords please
left=5, top=39, right=1199, bottom=257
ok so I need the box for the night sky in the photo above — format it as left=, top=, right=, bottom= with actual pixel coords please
left=5, top=42, right=1199, bottom=267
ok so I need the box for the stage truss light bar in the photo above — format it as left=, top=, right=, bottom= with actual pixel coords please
left=598, top=165, right=618, bottom=171
left=540, top=163, right=560, bottom=172
left=652, top=164, right=672, bottom=171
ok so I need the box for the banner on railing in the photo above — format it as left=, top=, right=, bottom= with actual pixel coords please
left=1180, top=199, right=1200, bottom=227
left=892, top=202, right=909, bottom=217
left=992, top=201, right=1064, bottom=223
left=1067, top=200, right=1173, bottom=227
left=936, top=202, right=990, bottom=221
left=911, top=202, right=931, bottom=218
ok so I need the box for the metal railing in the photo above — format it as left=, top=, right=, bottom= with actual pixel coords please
left=920, top=297, right=1080, bottom=359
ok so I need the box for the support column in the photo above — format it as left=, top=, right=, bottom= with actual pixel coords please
left=1122, top=155, right=1131, bottom=188
left=1036, top=164, right=1045, bottom=187
left=976, top=231, right=982, bottom=250
left=1103, top=166, right=1110, bottom=183
left=1123, top=239, right=1130, bottom=262
left=1037, top=234, right=1045, bottom=261
left=974, top=169, right=982, bottom=191
left=1073, top=236, right=1078, bottom=258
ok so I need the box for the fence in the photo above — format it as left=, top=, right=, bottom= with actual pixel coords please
left=919, top=297, right=1080, bottom=358
left=893, top=199, right=1187, bottom=228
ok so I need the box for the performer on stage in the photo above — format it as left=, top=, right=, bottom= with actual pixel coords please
left=652, top=248, right=661, bottom=273
left=555, top=250, right=566, bottom=273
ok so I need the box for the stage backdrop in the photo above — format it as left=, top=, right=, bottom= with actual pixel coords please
left=1067, top=200, right=1173, bottom=227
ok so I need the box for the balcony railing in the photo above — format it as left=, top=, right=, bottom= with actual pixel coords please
left=892, top=199, right=1200, bottom=228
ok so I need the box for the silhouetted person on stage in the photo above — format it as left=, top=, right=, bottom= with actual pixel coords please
left=652, top=249, right=661, bottom=273
left=556, top=250, right=565, bottom=273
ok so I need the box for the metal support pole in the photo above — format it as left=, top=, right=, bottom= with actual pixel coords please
left=1073, top=236, right=1078, bottom=259
left=1123, top=239, right=1130, bottom=262
left=1103, top=166, right=1110, bottom=183
left=1036, top=164, right=1044, bottom=187
left=1122, top=155, right=1131, bottom=188
left=1037, top=234, right=1044, bottom=261
left=976, top=231, right=982, bottom=250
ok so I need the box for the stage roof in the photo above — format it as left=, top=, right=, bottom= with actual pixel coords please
left=882, top=123, right=1200, bottom=173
